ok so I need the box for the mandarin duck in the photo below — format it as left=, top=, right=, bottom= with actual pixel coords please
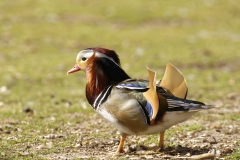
left=67, top=48, right=212, bottom=153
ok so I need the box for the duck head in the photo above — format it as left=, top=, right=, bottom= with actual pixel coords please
left=67, top=48, right=130, bottom=105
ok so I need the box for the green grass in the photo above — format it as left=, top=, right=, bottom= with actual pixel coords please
left=138, top=123, right=205, bottom=149
left=1, top=0, right=240, bottom=159
left=226, top=149, right=240, bottom=160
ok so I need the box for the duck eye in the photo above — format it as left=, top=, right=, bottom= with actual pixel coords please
left=82, top=57, right=87, bottom=61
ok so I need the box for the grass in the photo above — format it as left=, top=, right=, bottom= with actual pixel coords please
left=226, top=149, right=240, bottom=160
left=144, top=123, right=205, bottom=145
left=1, top=0, right=240, bottom=159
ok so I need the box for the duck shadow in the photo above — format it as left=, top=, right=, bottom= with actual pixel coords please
left=160, top=145, right=210, bottom=156
left=127, top=144, right=210, bottom=156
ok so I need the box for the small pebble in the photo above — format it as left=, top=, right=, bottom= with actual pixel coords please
left=185, top=153, right=191, bottom=156
left=0, top=102, right=4, bottom=107
left=18, top=152, right=29, bottom=156
left=36, top=144, right=45, bottom=150
left=216, top=150, right=221, bottom=157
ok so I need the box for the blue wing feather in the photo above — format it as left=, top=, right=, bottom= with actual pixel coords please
left=145, top=101, right=153, bottom=118
left=116, top=79, right=149, bottom=92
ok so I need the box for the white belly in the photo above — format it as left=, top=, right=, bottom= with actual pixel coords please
left=97, top=107, right=197, bottom=135
left=138, top=111, right=197, bottom=135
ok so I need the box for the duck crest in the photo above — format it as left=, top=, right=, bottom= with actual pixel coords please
left=87, top=47, right=121, bottom=65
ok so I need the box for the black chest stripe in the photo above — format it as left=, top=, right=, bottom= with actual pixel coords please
left=138, top=101, right=151, bottom=126
left=93, top=86, right=113, bottom=109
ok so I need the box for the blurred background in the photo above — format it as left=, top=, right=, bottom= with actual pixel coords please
left=0, top=0, right=240, bottom=159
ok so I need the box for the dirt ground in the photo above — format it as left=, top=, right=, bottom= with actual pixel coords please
left=40, top=93, right=240, bottom=160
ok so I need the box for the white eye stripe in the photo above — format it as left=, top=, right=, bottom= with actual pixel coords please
left=77, top=50, right=120, bottom=67
left=77, top=50, right=94, bottom=60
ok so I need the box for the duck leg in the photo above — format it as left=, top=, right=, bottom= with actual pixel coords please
left=117, top=135, right=126, bottom=153
left=159, top=131, right=165, bottom=150
left=140, top=131, right=165, bottom=151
